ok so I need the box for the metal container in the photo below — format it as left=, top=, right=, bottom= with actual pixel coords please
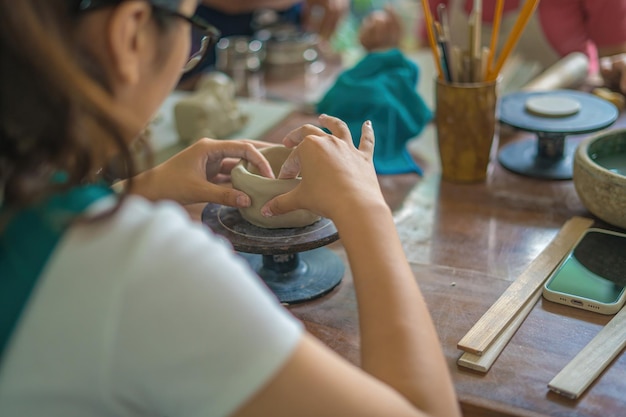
left=259, top=29, right=320, bottom=79
left=215, top=36, right=265, bottom=96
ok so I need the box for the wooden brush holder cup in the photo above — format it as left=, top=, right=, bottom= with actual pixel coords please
left=435, top=78, right=499, bottom=182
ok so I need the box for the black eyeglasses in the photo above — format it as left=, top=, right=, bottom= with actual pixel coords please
left=76, top=0, right=221, bottom=73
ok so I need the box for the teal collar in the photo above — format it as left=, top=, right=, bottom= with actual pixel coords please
left=0, top=184, right=113, bottom=361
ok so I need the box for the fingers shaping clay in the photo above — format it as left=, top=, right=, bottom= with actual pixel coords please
left=231, top=146, right=320, bottom=229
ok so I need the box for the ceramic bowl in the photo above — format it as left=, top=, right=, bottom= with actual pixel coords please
left=231, top=145, right=320, bottom=229
left=573, top=128, right=626, bottom=229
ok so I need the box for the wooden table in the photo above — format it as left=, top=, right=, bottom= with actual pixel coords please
left=255, top=75, right=626, bottom=416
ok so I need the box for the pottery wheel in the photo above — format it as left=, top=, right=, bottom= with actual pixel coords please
left=498, top=90, right=618, bottom=180
left=202, top=203, right=344, bottom=304
left=202, top=203, right=339, bottom=254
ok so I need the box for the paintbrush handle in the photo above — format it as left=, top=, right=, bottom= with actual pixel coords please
left=487, top=0, right=504, bottom=74
left=490, top=0, right=540, bottom=80
left=434, top=22, right=453, bottom=82
left=420, top=0, right=444, bottom=79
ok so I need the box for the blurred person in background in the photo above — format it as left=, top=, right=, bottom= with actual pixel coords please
left=423, top=0, right=626, bottom=94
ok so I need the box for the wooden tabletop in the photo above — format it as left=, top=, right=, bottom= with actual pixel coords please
left=254, top=82, right=626, bottom=416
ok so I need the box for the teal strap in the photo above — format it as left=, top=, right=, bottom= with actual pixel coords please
left=0, top=185, right=113, bottom=360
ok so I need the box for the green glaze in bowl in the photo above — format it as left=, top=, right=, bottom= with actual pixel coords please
left=573, top=129, right=626, bottom=229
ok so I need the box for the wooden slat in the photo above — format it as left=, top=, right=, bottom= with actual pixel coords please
left=458, top=289, right=542, bottom=372
left=548, top=305, right=626, bottom=399
left=458, top=216, right=593, bottom=355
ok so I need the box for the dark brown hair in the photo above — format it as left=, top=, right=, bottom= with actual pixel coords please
left=0, top=0, right=180, bottom=217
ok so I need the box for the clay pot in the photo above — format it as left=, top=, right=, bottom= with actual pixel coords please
left=231, top=146, right=320, bottom=229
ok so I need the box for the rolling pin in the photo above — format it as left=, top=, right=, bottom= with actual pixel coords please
left=522, top=52, right=589, bottom=91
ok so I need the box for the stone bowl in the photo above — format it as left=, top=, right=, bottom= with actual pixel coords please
left=231, top=145, right=320, bottom=229
left=573, top=128, right=626, bottom=230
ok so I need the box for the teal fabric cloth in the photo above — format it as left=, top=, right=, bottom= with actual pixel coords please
left=0, top=185, right=112, bottom=361
left=316, top=48, right=432, bottom=175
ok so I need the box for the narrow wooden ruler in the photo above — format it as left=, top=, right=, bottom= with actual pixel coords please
left=458, top=216, right=593, bottom=355
left=548, top=305, right=626, bottom=399
left=458, top=288, right=542, bottom=372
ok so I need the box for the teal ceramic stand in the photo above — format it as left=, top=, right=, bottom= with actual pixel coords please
left=202, top=204, right=344, bottom=304
left=498, top=90, right=619, bottom=180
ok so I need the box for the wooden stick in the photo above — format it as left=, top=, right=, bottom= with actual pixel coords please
left=480, top=46, right=489, bottom=82
left=458, top=288, right=542, bottom=372
left=420, top=0, right=444, bottom=80
left=450, top=45, right=463, bottom=83
left=470, top=0, right=482, bottom=82
left=489, top=0, right=540, bottom=81
left=487, top=0, right=504, bottom=74
left=467, top=17, right=476, bottom=81
left=457, top=216, right=593, bottom=356
left=548, top=305, right=626, bottom=399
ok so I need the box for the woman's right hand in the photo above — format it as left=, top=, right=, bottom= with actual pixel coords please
left=239, top=119, right=461, bottom=417
left=261, top=114, right=386, bottom=222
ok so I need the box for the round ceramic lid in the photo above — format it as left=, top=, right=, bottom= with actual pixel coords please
left=524, top=95, right=581, bottom=117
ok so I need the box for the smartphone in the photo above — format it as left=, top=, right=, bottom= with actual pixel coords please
left=543, top=228, right=626, bottom=315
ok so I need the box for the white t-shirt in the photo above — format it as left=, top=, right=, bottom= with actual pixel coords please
left=0, top=195, right=303, bottom=417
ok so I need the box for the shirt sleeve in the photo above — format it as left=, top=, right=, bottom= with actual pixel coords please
left=106, top=201, right=303, bottom=417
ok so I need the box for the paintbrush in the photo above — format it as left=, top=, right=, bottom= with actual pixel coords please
left=434, top=22, right=453, bottom=82
left=420, top=0, right=444, bottom=80
left=490, top=0, right=540, bottom=80
left=487, top=0, right=504, bottom=76
left=437, top=3, right=451, bottom=43
left=470, top=0, right=483, bottom=81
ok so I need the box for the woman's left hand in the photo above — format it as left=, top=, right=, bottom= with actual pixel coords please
left=119, top=138, right=275, bottom=207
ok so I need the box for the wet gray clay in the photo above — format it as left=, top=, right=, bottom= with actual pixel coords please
left=231, top=146, right=320, bottom=229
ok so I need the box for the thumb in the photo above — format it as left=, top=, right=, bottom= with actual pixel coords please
left=358, top=120, right=375, bottom=156
left=277, top=146, right=302, bottom=179
left=261, top=190, right=298, bottom=218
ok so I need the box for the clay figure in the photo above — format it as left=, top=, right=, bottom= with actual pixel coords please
left=174, top=72, right=249, bottom=144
